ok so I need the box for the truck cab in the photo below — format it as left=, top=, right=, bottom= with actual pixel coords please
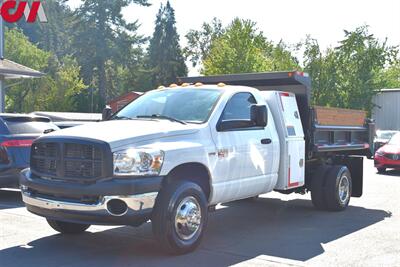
left=20, top=72, right=373, bottom=254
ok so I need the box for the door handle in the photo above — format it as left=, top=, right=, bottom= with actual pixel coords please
left=261, top=138, right=272, bottom=145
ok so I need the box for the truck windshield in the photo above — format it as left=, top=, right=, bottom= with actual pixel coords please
left=114, top=88, right=222, bottom=123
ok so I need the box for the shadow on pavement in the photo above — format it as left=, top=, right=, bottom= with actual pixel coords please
left=377, top=169, right=400, bottom=176
left=0, top=197, right=391, bottom=267
left=0, top=189, right=23, bottom=210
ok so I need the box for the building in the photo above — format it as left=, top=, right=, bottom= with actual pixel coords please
left=372, top=89, right=400, bottom=130
left=107, top=91, right=143, bottom=113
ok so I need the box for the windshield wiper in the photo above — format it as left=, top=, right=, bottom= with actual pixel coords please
left=136, top=114, right=187, bottom=125
left=112, top=115, right=134, bottom=120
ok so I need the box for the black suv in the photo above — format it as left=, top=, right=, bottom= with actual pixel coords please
left=0, top=114, right=58, bottom=188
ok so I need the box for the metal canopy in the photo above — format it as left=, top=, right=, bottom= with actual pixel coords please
left=0, top=58, right=44, bottom=79
left=178, top=71, right=312, bottom=88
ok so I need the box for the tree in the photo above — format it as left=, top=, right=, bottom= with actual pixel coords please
left=13, top=0, right=75, bottom=60
left=73, top=0, right=150, bottom=109
left=202, top=18, right=298, bottom=75
left=184, top=18, right=225, bottom=69
left=147, top=1, right=187, bottom=88
left=5, top=28, right=86, bottom=113
left=303, top=26, right=397, bottom=112
left=376, top=55, right=400, bottom=89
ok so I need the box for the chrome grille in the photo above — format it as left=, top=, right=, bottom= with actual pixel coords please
left=385, top=153, right=400, bottom=161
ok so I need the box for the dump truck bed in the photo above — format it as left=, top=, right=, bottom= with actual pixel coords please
left=179, top=71, right=375, bottom=159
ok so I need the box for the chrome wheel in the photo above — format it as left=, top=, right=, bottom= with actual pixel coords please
left=174, top=196, right=202, bottom=240
left=338, top=175, right=350, bottom=204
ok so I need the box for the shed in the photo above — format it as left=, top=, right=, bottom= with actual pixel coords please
left=108, top=91, right=143, bottom=113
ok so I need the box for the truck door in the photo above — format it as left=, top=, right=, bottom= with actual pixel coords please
left=209, top=92, right=276, bottom=203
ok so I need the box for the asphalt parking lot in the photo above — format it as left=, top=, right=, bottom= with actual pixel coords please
left=0, top=159, right=399, bottom=267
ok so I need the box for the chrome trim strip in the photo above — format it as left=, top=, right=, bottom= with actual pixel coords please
left=21, top=190, right=158, bottom=215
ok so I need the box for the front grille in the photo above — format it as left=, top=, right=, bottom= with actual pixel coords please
left=31, top=141, right=108, bottom=181
left=31, top=143, right=58, bottom=176
left=385, top=153, right=400, bottom=161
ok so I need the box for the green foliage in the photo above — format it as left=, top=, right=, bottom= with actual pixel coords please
left=147, top=1, right=187, bottom=88
left=303, top=26, right=397, bottom=112
left=5, top=28, right=86, bottom=113
left=6, top=2, right=400, bottom=115
left=12, top=0, right=75, bottom=60
left=202, top=18, right=298, bottom=75
left=184, top=18, right=225, bottom=68
left=73, top=0, right=150, bottom=109
left=376, top=57, right=400, bottom=88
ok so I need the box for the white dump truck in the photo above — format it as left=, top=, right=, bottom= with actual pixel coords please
left=20, top=72, right=374, bottom=254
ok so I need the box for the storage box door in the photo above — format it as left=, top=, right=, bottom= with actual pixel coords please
left=287, top=139, right=305, bottom=188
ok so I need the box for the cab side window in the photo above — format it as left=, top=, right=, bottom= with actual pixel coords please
left=221, top=93, right=257, bottom=121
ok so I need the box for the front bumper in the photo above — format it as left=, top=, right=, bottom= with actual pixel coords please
left=0, top=168, right=25, bottom=188
left=20, top=169, right=164, bottom=226
left=374, top=155, right=400, bottom=169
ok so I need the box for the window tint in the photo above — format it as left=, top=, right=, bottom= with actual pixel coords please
left=221, top=93, right=257, bottom=121
left=1, top=117, right=56, bottom=135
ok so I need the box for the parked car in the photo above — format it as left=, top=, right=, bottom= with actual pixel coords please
left=30, top=111, right=101, bottom=129
left=374, top=132, right=400, bottom=173
left=0, top=114, right=59, bottom=188
left=374, top=130, right=399, bottom=153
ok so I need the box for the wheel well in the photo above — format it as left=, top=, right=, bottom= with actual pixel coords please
left=164, top=163, right=211, bottom=200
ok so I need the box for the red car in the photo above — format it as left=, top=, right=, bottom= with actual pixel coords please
left=375, top=132, right=400, bottom=173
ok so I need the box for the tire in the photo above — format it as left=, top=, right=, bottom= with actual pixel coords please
left=324, top=165, right=352, bottom=211
left=47, top=219, right=90, bottom=234
left=310, top=165, right=330, bottom=210
left=377, top=167, right=386, bottom=173
left=152, top=180, right=208, bottom=254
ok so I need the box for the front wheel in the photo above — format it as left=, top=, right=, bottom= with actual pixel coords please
left=47, top=219, right=90, bottom=234
left=152, top=180, right=208, bottom=254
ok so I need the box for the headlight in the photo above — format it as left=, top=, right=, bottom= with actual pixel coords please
left=113, top=148, right=164, bottom=176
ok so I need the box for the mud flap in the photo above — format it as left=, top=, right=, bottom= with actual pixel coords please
left=334, top=156, right=363, bottom=197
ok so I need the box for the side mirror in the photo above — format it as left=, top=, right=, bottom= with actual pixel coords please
left=102, top=105, right=113, bottom=121
left=250, top=105, right=268, bottom=127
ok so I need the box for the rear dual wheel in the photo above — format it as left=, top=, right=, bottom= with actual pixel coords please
left=311, top=165, right=352, bottom=211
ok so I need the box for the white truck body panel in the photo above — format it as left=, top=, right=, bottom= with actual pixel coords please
left=43, top=86, right=302, bottom=204
left=261, top=91, right=305, bottom=190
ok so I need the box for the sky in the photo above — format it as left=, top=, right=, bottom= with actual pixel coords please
left=68, top=0, right=400, bottom=74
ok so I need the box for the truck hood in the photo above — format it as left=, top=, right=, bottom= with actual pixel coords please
left=41, top=120, right=200, bottom=149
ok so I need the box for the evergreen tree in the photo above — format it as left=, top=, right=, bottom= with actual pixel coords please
left=13, top=0, right=75, bottom=60
left=73, top=0, right=150, bottom=109
left=148, top=1, right=187, bottom=88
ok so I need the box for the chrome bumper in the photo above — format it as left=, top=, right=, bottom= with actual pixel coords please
left=21, top=188, right=158, bottom=217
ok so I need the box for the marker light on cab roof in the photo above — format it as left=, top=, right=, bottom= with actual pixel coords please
left=181, top=83, right=189, bottom=87
left=157, top=85, right=165, bottom=89
left=194, top=82, right=203, bottom=87
left=169, top=83, right=178, bottom=88
left=217, top=83, right=226, bottom=87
